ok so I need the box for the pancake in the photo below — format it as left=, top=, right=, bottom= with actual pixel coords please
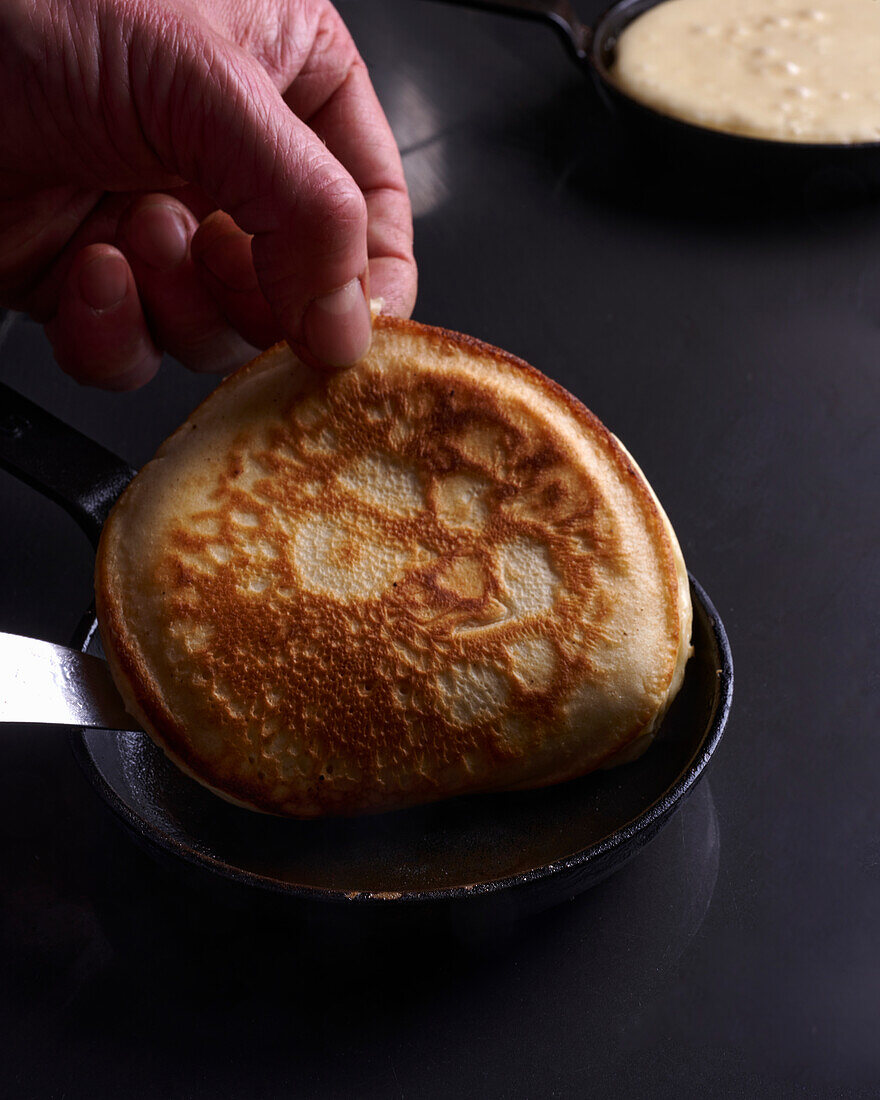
left=95, top=316, right=692, bottom=817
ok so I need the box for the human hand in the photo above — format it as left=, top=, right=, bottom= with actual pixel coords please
left=0, top=0, right=416, bottom=388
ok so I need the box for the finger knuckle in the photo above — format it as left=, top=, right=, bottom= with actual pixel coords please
left=308, top=172, right=367, bottom=236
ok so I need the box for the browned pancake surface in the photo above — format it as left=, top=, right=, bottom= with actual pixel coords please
left=96, top=317, right=691, bottom=816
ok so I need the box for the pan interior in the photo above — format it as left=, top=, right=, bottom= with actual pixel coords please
left=73, top=579, right=728, bottom=898
left=590, top=0, right=880, bottom=155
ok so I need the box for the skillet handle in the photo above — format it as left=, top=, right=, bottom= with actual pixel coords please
left=430, top=0, right=592, bottom=63
left=0, top=381, right=135, bottom=549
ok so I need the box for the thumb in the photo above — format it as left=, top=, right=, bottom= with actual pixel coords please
left=132, top=19, right=372, bottom=367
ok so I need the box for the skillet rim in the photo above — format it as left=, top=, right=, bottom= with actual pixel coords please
left=67, top=572, right=733, bottom=909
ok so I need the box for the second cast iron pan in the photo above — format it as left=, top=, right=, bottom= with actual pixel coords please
left=437, top=0, right=880, bottom=195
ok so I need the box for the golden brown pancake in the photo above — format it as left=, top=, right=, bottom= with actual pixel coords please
left=95, top=316, right=692, bottom=817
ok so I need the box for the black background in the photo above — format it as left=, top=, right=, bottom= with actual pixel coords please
left=1, top=1, right=878, bottom=1095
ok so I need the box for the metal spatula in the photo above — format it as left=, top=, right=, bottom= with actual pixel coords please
left=0, top=631, right=140, bottom=732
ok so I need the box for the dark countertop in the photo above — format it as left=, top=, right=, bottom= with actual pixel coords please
left=1, top=2, right=877, bottom=1096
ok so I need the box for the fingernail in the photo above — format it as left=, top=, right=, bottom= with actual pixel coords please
left=129, top=203, right=188, bottom=271
left=302, top=278, right=372, bottom=368
left=79, top=254, right=128, bottom=311
left=197, top=232, right=259, bottom=292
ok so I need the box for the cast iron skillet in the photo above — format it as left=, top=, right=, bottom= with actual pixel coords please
left=0, top=380, right=733, bottom=925
left=439, top=0, right=880, bottom=192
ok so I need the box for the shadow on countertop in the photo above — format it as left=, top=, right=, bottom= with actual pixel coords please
left=1, top=714, right=719, bottom=1096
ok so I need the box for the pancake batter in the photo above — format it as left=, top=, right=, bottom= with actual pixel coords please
left=613, top=0, right=880, bottom=143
